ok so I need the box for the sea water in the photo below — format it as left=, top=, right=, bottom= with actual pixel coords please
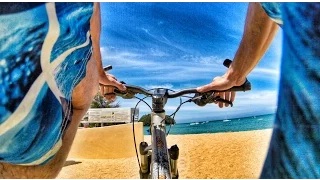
left=143, top=114, right=275, bottom=135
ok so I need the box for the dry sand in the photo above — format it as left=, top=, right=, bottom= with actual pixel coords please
left=57, top=129, right=273, bottom=179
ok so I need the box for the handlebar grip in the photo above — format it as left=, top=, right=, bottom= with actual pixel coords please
left=223, top=59, right=232, bottom=68
left=224, top=79, right=251, bottom=92
left=103, top=65, right=113, bottom=72
left=222, top=59, right=251, bottom=92
left=194, top=59, right=251, bottom=107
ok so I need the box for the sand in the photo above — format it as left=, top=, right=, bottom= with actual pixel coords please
left=67, top=123, right=144, bottom=159
left=57, top=129, right=273, bottom=179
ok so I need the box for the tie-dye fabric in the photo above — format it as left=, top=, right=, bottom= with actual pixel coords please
left=0, top=2, right=93, bottom=165
left=260, top=2, right=283, bottom=25
left=260, top=3, right=320, bottom=178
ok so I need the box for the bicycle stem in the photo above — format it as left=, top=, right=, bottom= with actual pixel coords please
left=152, top=89, right=168, bottom=113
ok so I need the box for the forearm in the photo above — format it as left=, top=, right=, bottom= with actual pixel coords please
left=226, top=2, right=279, bottom=85
left=90, top=3, right=126, bottom=92
left=90, top=2, right=105, bottom=78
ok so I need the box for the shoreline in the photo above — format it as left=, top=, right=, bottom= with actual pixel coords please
left=143, top=127, right=273, bottom=135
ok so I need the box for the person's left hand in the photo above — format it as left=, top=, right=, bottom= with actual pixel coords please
left=99, top=73, right=126, bottom=102
left=197, top=75, right=245, bottom=108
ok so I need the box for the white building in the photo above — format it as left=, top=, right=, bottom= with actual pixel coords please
left=81, top=108, right=139, bottom=127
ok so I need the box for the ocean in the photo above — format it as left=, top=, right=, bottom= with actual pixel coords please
left=143, top=114, right=275, bottom=135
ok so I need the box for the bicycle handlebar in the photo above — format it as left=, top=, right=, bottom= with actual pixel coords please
left=102, top=59, right=251, bottom=107
left=166, top=79, right=251, bottom=98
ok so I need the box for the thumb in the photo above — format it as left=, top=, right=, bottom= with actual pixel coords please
left=197, top=83, right=214, bottom=93
left=197, top=76, right=231, bottom=92
left=197, top=77, right=221, bottom=92
left=111, top=80, right=126, bottom=91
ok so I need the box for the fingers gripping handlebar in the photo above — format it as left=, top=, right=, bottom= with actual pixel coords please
left=100, top=59, right=251, bottom=107
left=170, top=59, right=251, bottom=106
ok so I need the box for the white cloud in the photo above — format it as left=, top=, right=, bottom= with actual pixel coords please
left=249, top=67, right=280, bottom=80
left=101, top=48, right=231, bottom=81
left=139, top=28, right=189, bottom=53
left=236, top=90, right=278, bottom=101
left=141, top=28, right=149, bottom=33
left=104, top=51, right=142, bottom=60
left=101, top=48, right=280, bottom=83
left=116, top=89, right=279, bottom=123
left=101, top=47, right=280, bottom=122
left=252, top=68, right=279, bottom=76
left=180, top=55, right=224, bottom=65
left=149, top=48, right=169, bottom=57
left=144, top=83, right=174, bottom=89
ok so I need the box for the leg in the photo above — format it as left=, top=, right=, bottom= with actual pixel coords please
left=0, top=56, right=99, bottom=178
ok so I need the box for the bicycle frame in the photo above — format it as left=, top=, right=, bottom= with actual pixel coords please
left=139, top=88, right=179, bottom=179
left=150, top=111, right=171, bottom=179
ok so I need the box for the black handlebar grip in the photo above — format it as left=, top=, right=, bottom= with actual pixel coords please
left=223, top=59, right=232, bottom=68
left=222, top=59, right=251, bottom=92
left=103, top=65, right=113, bottom=72
left=225, top=80, right=251, bottom=92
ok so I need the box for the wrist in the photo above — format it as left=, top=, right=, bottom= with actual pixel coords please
left=225, top=69, right=246, bottom=86
left=98, top=67, right=106, bottom=77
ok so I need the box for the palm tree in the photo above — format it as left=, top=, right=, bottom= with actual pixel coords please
left=90, top=92, right=120, bottom=108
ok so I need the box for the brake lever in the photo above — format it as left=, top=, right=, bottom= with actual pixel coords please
left=192, top=92, right=212, bottom=106
left=193, top=93, right=233, bottom=107
left=100, top=81, right=150, bottom=99
left=113, top=89, right=135, bottom=99
left=99, top=81, right=133, bottom=99
left=214, top=97, right=233, bottom=107
left=111, top=81, right=136, bottom=99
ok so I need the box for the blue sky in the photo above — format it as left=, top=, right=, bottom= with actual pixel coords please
left=99, top=3, right=283, bottom=123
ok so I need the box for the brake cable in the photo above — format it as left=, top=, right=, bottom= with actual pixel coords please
left=132, top=95, right=152, bottom=172
left=166, top=97, right=183, bottom=135
left=131, top=90, right=233, bottom=170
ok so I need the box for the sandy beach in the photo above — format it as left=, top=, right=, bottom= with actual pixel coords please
left=57, top=126, right=273, bottom=179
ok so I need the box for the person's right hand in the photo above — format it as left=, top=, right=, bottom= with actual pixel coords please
left=196, top=75, right=245, bottom=108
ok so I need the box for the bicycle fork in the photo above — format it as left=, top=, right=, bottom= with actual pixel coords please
left=169, top=145, right=179, bottom=179
left=139, top=89, right=179, bottom=179
left=139, top=142, right=179, bottom=179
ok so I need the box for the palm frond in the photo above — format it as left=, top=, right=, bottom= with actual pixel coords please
left=90, top=91, right=120, bottom=108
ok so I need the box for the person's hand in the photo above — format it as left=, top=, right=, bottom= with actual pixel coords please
left=99, top=73, right=126, bottom=101
left=196, top=75, right=245, bottom=108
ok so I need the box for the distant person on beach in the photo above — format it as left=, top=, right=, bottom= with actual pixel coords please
left=0, top=2, right=124, bottom=178
left=198, top=2, right=320, bottom=178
